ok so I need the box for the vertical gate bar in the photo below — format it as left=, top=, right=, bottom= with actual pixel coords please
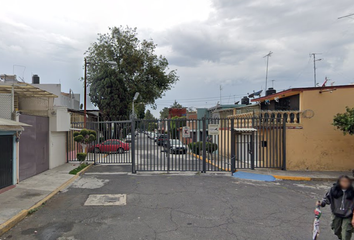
left=167, top=119, right=170, bottom=172
left=231, top=118, right=235, bottom=173
left=282, top=117, right=287, bottom=170
left=272, top=117, right=275, bottom=168
left=131, top=118, right=136, bottom=173
left=265, top=117, right=268, bottom=168
left=202, top=117, right=206, bottom=173
left=66, top=131, right=69, bottom=163
left=251, top=117, right=255, bottom=169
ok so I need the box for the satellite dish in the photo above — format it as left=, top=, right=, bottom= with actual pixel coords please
left=248, top=90, right=263, bottom=98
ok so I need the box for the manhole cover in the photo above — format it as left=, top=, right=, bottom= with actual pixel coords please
left=84, top=194, right=126, bottom=206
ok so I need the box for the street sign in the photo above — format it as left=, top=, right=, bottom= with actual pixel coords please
left=182, top=126, right=190, bottom=138
left=208, top=124, right=219, bottom=135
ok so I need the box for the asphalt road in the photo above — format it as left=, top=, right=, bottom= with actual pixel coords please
left=4, top=165, right=335, bottom=240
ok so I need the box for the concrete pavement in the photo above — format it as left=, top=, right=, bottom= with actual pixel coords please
left=0, top=163, right=82, bottom=235
left=3, top=165, right=337, bottom=240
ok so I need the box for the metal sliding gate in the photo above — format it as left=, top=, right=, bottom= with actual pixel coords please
left=67, top=117, right=286, bottom=172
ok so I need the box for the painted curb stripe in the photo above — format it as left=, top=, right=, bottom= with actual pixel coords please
left=273, top=175, right=312, bottom=181
left=189, top=153, right=231, bottom=172
left=0, top=164, right=93, bottom=236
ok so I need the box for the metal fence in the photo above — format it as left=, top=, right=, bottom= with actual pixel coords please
left=67, top=117, right=286, bottom=172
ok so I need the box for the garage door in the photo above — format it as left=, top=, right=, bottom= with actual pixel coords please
left=0, top=135, right=13, bottom=189
left=19, top=115, right=49, bottom=181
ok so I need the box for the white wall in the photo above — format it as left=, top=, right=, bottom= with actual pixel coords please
left=48, top=107, right=70, bottom=169
left=33, top=83, right=80, bottom=110
left=49, top=132, right=66, bottom=169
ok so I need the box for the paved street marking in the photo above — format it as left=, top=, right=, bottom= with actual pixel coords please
left=84, top=194, right=127, bottom=206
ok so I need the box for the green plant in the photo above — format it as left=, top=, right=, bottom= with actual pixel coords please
left=188, top=142, right=218, bottom=155
left=77, top=153, right=87, bottom=162
left=333, top=107, right=354, bottom=135
left=69, top=163, right=89, bottom=175
left=73, top=129, right=97, bottom=163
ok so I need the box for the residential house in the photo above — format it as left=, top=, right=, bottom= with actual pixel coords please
left=0, top=118, right=29, bottom=190
left=0, top=74, right=71, bottom=184
left=228, top=85, right=354, bottom=171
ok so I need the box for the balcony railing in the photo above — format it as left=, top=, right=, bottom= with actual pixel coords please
left=230, top=110, right=302, bottom=125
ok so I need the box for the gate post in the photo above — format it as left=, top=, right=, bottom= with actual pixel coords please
left=167, top=119, right=170, bottom=172
left=202, top=117, right=207, bottom=173
left=282, top=117, right=287, bottom=170
left=250, top=117, right=255, bottom=170
left=230, top=118, right=235, bottom=173
left=131, top=118, right=136, bottom=173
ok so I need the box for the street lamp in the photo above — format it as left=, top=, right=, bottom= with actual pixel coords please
left=83, top=58, right=117, bottom=127
left=132, top=92, right=140, bottom=119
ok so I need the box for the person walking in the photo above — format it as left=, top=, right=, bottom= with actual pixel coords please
left=317, top=176, right=354, bottom=240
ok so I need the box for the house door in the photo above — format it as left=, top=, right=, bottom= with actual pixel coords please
left=0, top=135, right=13, bottom=189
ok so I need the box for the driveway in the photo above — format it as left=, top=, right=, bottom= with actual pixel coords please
left=4, top=165, right=334, bottom=240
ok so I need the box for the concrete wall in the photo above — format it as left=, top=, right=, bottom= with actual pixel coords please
left=49, top=132, right=66, bottom=169
left=32, top=84, right=80, bottom=110
left=286, top=88, right=354, bottom=171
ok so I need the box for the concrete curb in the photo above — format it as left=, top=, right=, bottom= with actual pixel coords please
left=190, top=153, right=231, bottom=172
left=0, top=163, right=93, bottom=236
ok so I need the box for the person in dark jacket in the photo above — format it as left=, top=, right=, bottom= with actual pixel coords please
left=317, top=175, right=354, bottom=240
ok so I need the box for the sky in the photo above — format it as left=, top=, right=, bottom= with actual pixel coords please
left=1, top=0, right=354, bottom=117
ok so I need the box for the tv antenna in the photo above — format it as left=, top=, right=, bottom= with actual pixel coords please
left=338, top=13, right=354, bottom=19
left=310, top=53, right=322, bottom=87
left=263, top=51, right=273, bottom=91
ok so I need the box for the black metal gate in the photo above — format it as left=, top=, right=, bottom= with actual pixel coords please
left=0, top=135, right=13, bottom=189
left=67, top=116, right=286, bottom=172
left=234, top=116, right=286, bottom=170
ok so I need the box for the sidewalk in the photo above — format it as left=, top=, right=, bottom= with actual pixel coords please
left=237, top=168, right=352, bottom=181
left=0, top=163, right=80, bottom=235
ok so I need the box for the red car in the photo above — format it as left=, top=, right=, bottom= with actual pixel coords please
left=89, top=139, right=130, bottom=153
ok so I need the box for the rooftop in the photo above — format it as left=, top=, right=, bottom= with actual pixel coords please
left=251, top=84, right=354, bottom=102
left=0, top=82, right=58, bottom=98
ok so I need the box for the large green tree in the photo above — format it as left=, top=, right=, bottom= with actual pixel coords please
left=85, top=26, right=179, bottom=120
left=333, top=107, right=354, bottom=135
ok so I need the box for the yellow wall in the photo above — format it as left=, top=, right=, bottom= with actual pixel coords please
left=286, top=88, right=354, bottom=171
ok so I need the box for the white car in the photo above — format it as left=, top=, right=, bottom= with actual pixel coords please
left=149, top=132, right=155, bottom=139
left=126, top=133, right=132, bottom=142
left=165, top=139, right=187, bottom=154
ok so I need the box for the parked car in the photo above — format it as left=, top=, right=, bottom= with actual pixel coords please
left=156, top=134, right=168, bottom=146
left=148, top=132, right=155, bottom=139
left=163, top=139, right=187, bottom=154
left=89, top=139, right=130, bottom=153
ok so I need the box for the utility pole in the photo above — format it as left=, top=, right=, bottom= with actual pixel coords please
left=263, top=51, right=273, bottom=90
left=84, top=58, right=87, bottom=128
left=310, top=53, right=322, bottom=87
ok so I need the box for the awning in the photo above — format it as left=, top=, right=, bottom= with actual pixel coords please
left=234, top=128, right=257, bottom=132
left=0, top=118, right=31, bottom=131
left=0, top=82, right=57, bottom=98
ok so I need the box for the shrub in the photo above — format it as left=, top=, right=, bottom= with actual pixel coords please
left=188, top=142, right=217, bottom=155
left=333, top=107, right=354, bottom=135
left=77, top=152, right=87, bottom=162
